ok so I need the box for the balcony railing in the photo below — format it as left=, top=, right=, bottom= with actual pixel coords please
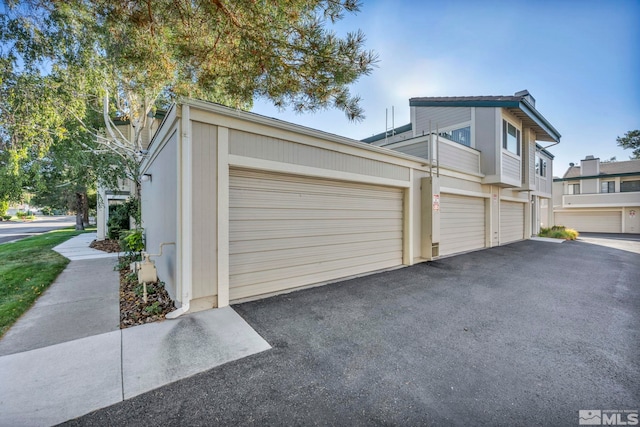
left=562, top=191, right=640, bottom=208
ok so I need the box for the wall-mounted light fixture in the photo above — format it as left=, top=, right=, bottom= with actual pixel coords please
left=141, top=174, right=152, bottom=182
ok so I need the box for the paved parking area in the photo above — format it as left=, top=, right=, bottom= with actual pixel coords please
left=67, top=238, right=640, bottom=426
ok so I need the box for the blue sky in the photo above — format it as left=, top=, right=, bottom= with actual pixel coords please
left=252, top=0, right=640, bottom=176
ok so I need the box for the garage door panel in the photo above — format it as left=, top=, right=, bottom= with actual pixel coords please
left=555, top=211, right=621, bottom=233
left=231, top=171, right=403, bottom=200
left=229, top=169, right=404, bottom=300
left=230, top=240, right=403, bottom=273
left=230, top=208, right=402, bottom=221
left=440, top=194, right=486, bottom=256
left=230, top=231, right=401, bottom=254
left=500, top=201, right=524, bottom=244
left=229, top=258, right=402, bottom=301
left=230, top=250, right=403, bottom=289
left=232, top=187, right=402, bottom=208
left=231, top=224, right=403, bottom=241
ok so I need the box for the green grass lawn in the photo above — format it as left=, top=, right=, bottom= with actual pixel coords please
left=0, top=228, right=93, bottom=337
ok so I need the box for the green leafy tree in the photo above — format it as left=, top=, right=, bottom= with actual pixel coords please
left=1, top=0, right=377, bottom=205
left=617, top=130, right=640, bottom=159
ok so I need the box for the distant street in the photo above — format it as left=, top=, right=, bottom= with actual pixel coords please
left=0, top=216, right=77, bottom=244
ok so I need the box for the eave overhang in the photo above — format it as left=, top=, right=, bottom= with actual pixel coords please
left=409, top=99, right=561, bottom=143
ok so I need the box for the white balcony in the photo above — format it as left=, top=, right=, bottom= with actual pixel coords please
left=562, top=191, right=640, bottom=208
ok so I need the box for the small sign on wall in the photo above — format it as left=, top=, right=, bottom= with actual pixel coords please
left=630, top=209, right=637, bottom=218
left=433, top=194, right=440, bottom=211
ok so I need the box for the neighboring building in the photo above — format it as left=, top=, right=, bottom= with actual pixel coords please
left=553, top=156, right=640, bottom=233
left=96, top=115, right=164, bottom=240
left=140, top=92, right=561, bottom=314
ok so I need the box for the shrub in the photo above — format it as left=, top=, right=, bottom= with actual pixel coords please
left=538, top=225, right=579, bottom=240
left=121, top=229, right=145, bottom=254
left=2, top=215, right=11, bottom=221
left=0, top=200, right=8, bottom=216
left=107, top=198, right=140, bottom=240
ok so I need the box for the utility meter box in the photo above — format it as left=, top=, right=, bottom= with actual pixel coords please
left=138, top=260, right=158, bottom=284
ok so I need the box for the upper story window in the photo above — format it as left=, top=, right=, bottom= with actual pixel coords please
left=502, top=120, right=520, bottom=155
left=439, top=126, right=471, bottom=147
left=568, top=183, right=580, bottom=195
left=536, top=156, right=547, bottom=177
left=621, top=180, right=640, bottom=192
left=600, top=181, right=615, bottom=193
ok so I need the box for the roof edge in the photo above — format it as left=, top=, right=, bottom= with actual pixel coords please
left=553, top=171, right=640, bottom=182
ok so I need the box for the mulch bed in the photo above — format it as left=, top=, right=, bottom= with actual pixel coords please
left=91, top=239, right=176, bottom=328
left=119, top=264, right=176, bottom=329
left=90, top=239, right=121, bottom=253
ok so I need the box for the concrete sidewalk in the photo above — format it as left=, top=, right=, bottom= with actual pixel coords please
left=52, top=232, right=120, bottom=261
left=0, top=233, right=271, bottom=426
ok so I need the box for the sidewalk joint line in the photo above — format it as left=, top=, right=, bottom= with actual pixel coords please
left=120, top=329, right=125, bottom=401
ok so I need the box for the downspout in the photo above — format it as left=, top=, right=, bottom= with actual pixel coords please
left=166, top=104, right=193, bottom=319
left=540, top=141, right=560, bottom=151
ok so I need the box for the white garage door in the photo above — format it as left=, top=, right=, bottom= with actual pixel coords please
left=229, top=169, right=404, bottom=300
left=440, top=194, right=485, bottom=256
left=500, top=201, right=525, bottom=244
left=555, top=211, right=621, bottom=233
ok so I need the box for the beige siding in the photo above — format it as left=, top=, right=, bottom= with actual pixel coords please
left=624, top=207, right=640, bottom=233
left=539, top=199, right=550, bottom=229
left=440, top=175, right=485, bottom=194
left=141, top=130, right=178, bottom=301
left=502, top=152, right=521, bottom=182
left=191, top=121, right=218, bottom=299
left=500, top=201, right=524, bottom=243
left=535, top=176, right=551, bottom=195
left=581, top=178, right=598, bottom=195
left=228, top=169, right=403, bottom=300
left=438, top=140, right=480, bottom=174
left=528, top=138, right=535, bottom=186
left=414, top=107, right=471, bottom=134
left=390, top=141, right=429, bottom=159
left=440, top=194, right=486, bottom=256
left=555, top=211, right=622, bottom=233
left=535, top=151, right=553, bottom=195
left=380, top=129, right=414, bottom=145
left=229, top=129, right=410, bottom=181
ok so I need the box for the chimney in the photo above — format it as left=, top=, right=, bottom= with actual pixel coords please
left=580, top=155, right=600, bottom=176
left=515, top=90, right=536, bottom=108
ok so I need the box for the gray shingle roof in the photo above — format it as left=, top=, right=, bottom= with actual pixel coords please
left=409, top=95, right=524, bottom=103
left=563, top=159, right=640, bottom=178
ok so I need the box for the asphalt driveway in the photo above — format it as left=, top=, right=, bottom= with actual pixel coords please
left=67, top=238, right=639, bottom=426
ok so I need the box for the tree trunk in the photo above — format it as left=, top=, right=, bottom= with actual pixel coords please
left=82, top=191, right=90, bottom=227
left=75, top=192, right=84, bottom=231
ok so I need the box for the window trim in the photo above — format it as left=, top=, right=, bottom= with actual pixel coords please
left=600, top=180, right=615, bottom=193
left=536, top=155, right=547, bottom=177
left=502, top=119, right=521, bottom=156
left=620, top=179, right=640, bottom=193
